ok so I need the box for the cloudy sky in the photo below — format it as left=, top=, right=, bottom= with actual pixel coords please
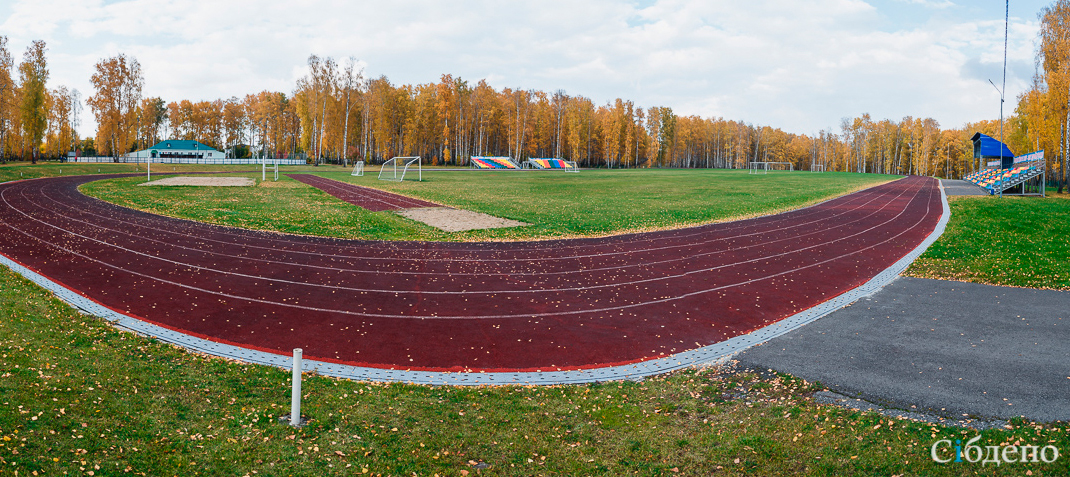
left=0, top=0, right=1051, bottom=135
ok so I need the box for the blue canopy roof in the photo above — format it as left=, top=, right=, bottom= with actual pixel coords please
left=970, top=133, right=1014, bottom=160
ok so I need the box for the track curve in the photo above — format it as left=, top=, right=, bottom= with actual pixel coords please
left=0, top=175, right=941, bottom=373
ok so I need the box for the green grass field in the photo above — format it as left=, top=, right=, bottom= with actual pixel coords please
left=78, top=166, right=896, bottom=241
left=1, top=265, right=1066, bottom=476
left=906, top=194, right=1070, bottom=289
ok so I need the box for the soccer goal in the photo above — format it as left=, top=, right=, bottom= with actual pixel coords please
left=378, top=156, right=422, bottom=182
left=748, top=162, right=794, bottom=174
left=351, top=160, right=365, bottom=177
left=262, top=156, right=281, bottom=181
left=810, top=163, right=827, bottom=173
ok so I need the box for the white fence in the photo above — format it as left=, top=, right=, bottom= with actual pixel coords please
left=67, top=156, right=307, bottom=165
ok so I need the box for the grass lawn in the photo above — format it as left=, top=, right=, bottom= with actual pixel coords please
left=78, top=166, right=897, bottom=241
left=906, top=193, right=1070, bottom=289
left=1, top=265, right=1066, bottom=476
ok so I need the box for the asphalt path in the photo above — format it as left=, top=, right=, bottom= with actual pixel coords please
left=737, top=276, right=1070, bottom=422
left=940, top=179, right=987, bottom=196
left=0, top=175, right=940, bottom=373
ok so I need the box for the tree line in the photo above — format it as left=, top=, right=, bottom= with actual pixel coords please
left=0, top=34, right=1055, bottom=181
left=1010, top=0, right=1070, bottom=191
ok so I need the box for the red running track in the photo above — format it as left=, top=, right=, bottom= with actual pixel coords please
left=0, top=175, right=941, bottom=372
left=286, top=174, right=440, bottom=211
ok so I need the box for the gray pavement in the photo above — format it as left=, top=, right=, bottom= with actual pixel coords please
left=941, top=179, right=988, bottom=196
left=736, top=277, right=1070, bottom=422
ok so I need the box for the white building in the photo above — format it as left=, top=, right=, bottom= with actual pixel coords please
left=125, top=140, right=225, bottom=161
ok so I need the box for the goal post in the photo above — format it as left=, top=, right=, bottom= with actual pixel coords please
left=351, top=160, right=365, bottom=177
left=378, top=156, right=422, bottom=182
left=749, top=161, right=794, bottom=174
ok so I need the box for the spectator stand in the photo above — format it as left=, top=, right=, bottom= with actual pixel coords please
left=521, top=158, right=578, bottom=172
left=966, top=133, right=1044, bottom=197
left=470, top=156, right=520, bottom=169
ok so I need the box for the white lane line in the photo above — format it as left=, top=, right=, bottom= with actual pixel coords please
left=22, top=177, right=917, bottom=295
left=0, top=179, right=935, bottom=319
left=32, top=176, right=902, bottom=282
left=58, top=173, right=893, bottom=258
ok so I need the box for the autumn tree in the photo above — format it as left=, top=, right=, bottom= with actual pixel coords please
left=137, top=97, right=167, bottom=149
left=0, top=36, right=13, bottom=163
left=18, top=40, right=48, bottom=163
left=1039, top=0, right=1070, bottom=190
left=338, top=57, right=362, bottom=165
left=43, top=85, right=76, bottom=158
left=88, top=54, right=143, bottom=158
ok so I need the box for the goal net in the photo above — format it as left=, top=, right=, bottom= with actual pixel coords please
left=378, top=156, right=422, bottom=182
left=748, top=162, right=794, bottom=174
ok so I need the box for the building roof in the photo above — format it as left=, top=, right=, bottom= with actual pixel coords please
left=149, top=140, right=221, bottom=152
left=970, top=133, right=1014, bottom=160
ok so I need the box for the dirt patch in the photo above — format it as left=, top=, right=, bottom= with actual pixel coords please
left=396, top=207, right=530, bottom=232
left=138, top=177, right=256, bottom=187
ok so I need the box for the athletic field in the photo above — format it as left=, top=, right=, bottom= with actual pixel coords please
left=0, top=164, right=1067, bottom=476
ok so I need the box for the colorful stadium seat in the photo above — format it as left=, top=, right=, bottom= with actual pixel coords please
left=471, top=156, right=520, bottom=169
left=968, top=165, right=1042, bottom=195
left=527, top=158, right=574, bottom=169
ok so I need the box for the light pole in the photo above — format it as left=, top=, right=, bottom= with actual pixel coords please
left=986, top=0, right=1009, bottom=176
left=989, top=78, right=1005, bottom=170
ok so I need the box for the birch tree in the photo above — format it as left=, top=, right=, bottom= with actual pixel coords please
left=18, top=40, right=48, bottom=162
left=88, top=54, right=143, bottom=158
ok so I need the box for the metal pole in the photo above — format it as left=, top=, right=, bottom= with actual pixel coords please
left=290, top=348, right=303, bottom=427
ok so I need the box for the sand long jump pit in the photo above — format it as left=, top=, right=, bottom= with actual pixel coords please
left=397, top=207, right=530, bottom=232
left=138, top=177, right=256, bottom=187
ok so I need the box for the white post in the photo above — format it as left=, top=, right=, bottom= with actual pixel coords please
left=147, top=157, right=151, bottom=182
left=290, top=348, right=302, bottom=426
left=262, top=154, right=266, bottom=182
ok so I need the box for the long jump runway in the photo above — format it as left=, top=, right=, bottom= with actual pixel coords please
left=0, top=175, right=944, bottom=384
left=286, top=174, right=440, bottom=211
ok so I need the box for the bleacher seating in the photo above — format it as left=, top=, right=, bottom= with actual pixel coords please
left=963, top=165, right=1042, bottom=195
left=525, top=158, right=574, bottom=170
left=470, top=156, right=520, bottom=169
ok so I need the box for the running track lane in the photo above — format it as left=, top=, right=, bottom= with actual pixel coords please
left=286, top=174, right=440, bottom=211
left=0, top=175, right=942, bottom=372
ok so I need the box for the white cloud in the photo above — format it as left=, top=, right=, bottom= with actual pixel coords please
left=0, top=0, right=1045, bottom=135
